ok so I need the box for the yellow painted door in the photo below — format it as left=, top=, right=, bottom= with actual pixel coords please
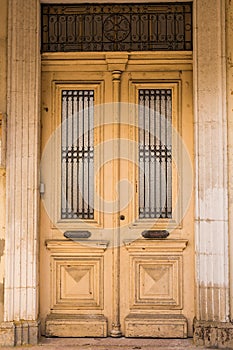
left=40, top=52, right=194, bottom=338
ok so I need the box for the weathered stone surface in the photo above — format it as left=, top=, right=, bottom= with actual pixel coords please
left=194, top=0, right=229, bottom=324
left=194, top=319, right=233, bottom=349
left=5, top=0, right=40, bottom=324
left=0, top=336, right=221, bottom=350
left=45, top=314, right=107, bottom=337
left=125, top=314, right=187, bottom=338
left=0, top=322, right=14, bottom=346
left=0, top=320, right=40, bottom=346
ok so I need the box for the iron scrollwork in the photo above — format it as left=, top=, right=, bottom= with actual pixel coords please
left=41, top=3, right=192, bottom=52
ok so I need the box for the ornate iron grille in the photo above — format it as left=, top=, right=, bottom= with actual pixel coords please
left=61, top=90, right=94, bottom=220
left=138, top=89, right=172, bottom=219
left=41, top=3, right=192, bottom=52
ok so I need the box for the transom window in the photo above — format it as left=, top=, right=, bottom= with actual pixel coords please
left=41, top=3, right=192, bottom=52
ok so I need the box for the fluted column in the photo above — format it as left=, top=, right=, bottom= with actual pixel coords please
left=193, top=0, right=230, bottom=346
left=0, top=0, right=40, bottom=345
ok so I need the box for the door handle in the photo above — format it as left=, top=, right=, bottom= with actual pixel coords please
left=119, top=215, right=125, bottom=221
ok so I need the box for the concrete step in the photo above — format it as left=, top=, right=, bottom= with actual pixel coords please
left=0, top=337, right=218, bottom=349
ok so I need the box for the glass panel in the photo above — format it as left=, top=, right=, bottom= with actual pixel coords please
left=138, top=89, right=172, bottom=219
left=41, top=3, right=192, bottom=52
left=61, top=90, right=94, bottom=220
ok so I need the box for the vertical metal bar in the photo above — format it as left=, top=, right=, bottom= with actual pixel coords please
left=147, top=13, right=150, bottom=50
left=183, top=5, right=186, bottom=50
left=73, top=91, right=78, bottom=218
left=139, top=91, right=144, bottom=218
left=71, top=91, right=74, bottom=216
left=148, top=89, right=151, bottom=217
left=153, top=90, right=157, bottom=217
left=90, top=92, right=94, bottom=218
left=159, top=90, right=162, bottom=217
left=87, top=91, right=90, bottom=217
left=130, top=9, right=132, bottom=51
left=68, top=92, right=72, bottom=217
left=165, top=90, right=168, bottom=217
left=84, top=92, right=89, bottom=217
left=144, top=90, right=149, bottom=218
left=168, top=90, right=172, bottom=216
left=61, top=91, right=66, bottom=218
left=76, top=91, right=80, bottom=217
left=101, top=11, right=104, bottom=51
left=150, top=90, right=155, bottom=217
left=82, top=91, right=85, bottom=218
left=173, top=10, right=176, bottom=49
left=156, top=91, right=160, bottom=217
left=65, top=92, right=69, bottom=218
left=156, top=13, right=159, bottom=49
left=143, top=90, right=146, bottom=217
left=78, top=91, right=83, bottom=217
left=139, top=10, right=142, bottom=50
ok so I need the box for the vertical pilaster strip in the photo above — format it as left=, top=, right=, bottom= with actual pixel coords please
left=110, top=70, right=122, bottom=337
left=194, top=0, right=229, bottom=322
left=227, top=0, right=233, bottom=323
left=5, top=0, right=40, bottom=324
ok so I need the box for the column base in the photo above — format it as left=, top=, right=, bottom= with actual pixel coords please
left=0, top=320, right=40, bottom=346
left=193, top=318, right=233, bottom=349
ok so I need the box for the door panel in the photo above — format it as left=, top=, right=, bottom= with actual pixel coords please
left=40, top=53, right=194, bottom=338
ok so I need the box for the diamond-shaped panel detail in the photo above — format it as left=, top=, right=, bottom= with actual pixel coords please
left=131, top=255, right=182, bottom=309
left=51, top=257, right=103, bottom=310
left=141, top=264, right=170, bottom=296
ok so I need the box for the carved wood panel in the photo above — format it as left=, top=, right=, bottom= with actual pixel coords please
left=131, top=255, right=182, bottom=309
left=52, top=257, right=103, bottom=310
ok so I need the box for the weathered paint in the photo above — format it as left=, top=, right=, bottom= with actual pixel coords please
left=0, top=0, right=7, bottom=325
left=194, top=0, right=229, bottom=326
left=0, top=0, right=231, bottom=347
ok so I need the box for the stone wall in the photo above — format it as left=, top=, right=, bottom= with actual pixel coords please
left=227, top=0, right=233, bottom=329
left=0, top=0, right=7, bottom=324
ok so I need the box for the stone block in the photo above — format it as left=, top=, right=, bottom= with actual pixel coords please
left=0, top=322, right=15, bottom=346
left=125, top=314, right=188, bottom=338
left=45, top=314, right=107, bottom=337
left=0, top=320, right=40, bottom=346
left=194, top=319, right=233, bottom=349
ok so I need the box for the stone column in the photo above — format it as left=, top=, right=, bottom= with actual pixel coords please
left=0, top=0, right=40, bottom=346
left=193, top=0, right=233, bottom=347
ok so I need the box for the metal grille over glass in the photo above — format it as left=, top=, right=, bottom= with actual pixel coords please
left=138, top=89, right=172, bottom=219
left=41, top=3, right=192, bottom=52
left=61, top=90, right=94, bottom=219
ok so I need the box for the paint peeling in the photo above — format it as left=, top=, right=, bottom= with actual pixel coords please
left=0, top=239, right=5, bottom=258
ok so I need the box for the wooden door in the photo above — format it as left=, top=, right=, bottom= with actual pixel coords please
left=40, top=52, right=194, bottom=338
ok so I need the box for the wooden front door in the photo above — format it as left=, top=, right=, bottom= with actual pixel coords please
left=40, top=52, right=194, bottom=338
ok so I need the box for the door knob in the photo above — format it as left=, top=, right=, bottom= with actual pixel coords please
left=120, top=215, right=125, bottom=221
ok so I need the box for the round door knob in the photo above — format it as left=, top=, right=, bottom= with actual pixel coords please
left=120, top=215, right=125, bottom=221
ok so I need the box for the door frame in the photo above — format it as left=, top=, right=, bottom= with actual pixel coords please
left=39, top=52, right=194, bottom=338
left=2, top=0, right=229, bottom=347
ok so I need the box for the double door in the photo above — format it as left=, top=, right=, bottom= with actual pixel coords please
left=40, top=53, right=194, bottom=337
